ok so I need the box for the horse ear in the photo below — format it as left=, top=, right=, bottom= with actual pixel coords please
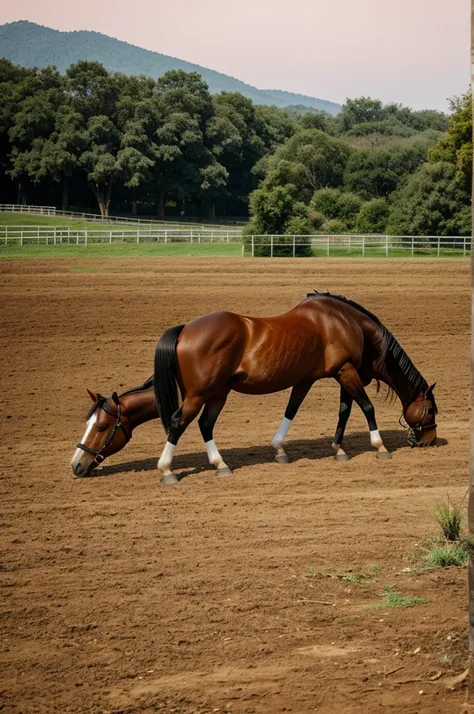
left=428, top=382, right=436, bottom=393
left=87, top=389, right=98, bottom=402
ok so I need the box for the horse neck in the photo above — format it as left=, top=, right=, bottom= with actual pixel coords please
left=122, top=389, right=159, bottom=430
left=375, top=362, right=419, bottom=409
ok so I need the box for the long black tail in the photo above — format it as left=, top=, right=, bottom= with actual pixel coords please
left=154, top=324, right=185, bottom=434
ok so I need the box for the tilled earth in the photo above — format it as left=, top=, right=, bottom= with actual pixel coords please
left=0, top=257, right=470, bottom=713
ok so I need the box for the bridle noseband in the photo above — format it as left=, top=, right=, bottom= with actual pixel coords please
left=76, top=392, right=131, bottom=468
left=399, top=393, right=437, bottom=441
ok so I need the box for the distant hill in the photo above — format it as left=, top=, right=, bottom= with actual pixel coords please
left=0, top=21, right=341, bottom=115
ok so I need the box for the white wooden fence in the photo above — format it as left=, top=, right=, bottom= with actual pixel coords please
left=0, top=226, right=241, bottom=245
left=248, top=234, right=471, bottom=258
left=0, top=204, right=243, bottom=232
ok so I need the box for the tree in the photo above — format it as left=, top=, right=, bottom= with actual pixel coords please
left=429, top=90, right=472, bottom=193
left=344, top=141, right=433, bottom=199
left=354, top=199, right=390, bottom=233
left=387, top=161, right=471, bottom=237
left=310, top=188, right=362, bottom=228
left=243, top=184, right=313, bottom=256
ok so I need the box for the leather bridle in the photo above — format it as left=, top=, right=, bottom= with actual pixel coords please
left=399, top=393, right=437, bottom=442
left=76, top=392, right=131, bottom=468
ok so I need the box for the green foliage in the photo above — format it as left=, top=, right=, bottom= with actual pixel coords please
left=321, top=219, right=349, bottom=234
left=424, top=543, right=467, bottom=568
left=429, top=90, right=472, bottom=192
left=387, top=162, right=471, bottom=236
left=432, top=497, right=463, bottom=541
left=311, top=188, right=362, bottom=226
left=355, top=199, right=390, bottom=233
left=377, top=586, right=428, bottom=608
left=344, top=142, right=433, bottom=199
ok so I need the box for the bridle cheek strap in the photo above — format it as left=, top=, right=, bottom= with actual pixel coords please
left=76, top=396, right=131, bottom=467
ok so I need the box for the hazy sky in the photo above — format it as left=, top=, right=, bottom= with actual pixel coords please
left=0, top=0, right=470, bottom=111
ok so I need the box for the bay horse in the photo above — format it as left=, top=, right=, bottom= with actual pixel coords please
left=154, top=292, right=437, bottom=483
left=71, top=377, right=158, bottom=477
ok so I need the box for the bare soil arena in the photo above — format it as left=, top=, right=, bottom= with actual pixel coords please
left=1, top=256, right=470, bottom=713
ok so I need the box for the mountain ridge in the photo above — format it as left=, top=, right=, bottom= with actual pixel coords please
left=0, top=20, right=341, bottom=114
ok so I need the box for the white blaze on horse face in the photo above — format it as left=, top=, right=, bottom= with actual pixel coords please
left=272, top=417, right=292, bottom=449
left=71, top=413, right=97, bottom=468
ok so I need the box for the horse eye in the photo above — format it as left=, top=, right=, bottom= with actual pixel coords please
left=97, top=425, right=108, bottom=432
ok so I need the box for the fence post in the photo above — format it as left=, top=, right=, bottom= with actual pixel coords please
left=227, top=231, right=229, bottom=243
left=85, top=230, right=88, bottom=247
left=327, top=235, right=330, bottom=257
left=190, top=230, right=193, bottom=243
left=251, top=236, right=255, bottom=258
left=385, top=235, right=388, bottom=257
left=464, top=235, right=467, bottom=257
left=136, top=230, right=139, bottom=244
left=68, top=227, right=71, bottom=244
left=362, top=236, right=365, bottom=257
left=241, top=243, right=244, bottom=257
left=348, top=234, right=351, bottom=254
left=437, top=235, right=440, bottom=258
left=293, top=235, right=296, bottom=258
left=411, top=236, right=414, bottom=257
left=164, top=230, right=167, bottom=244
left=270, top=235, right=274, bottom=258
left=20, top=231, right=23, bottom=247
left=54, top=227, right=56, bottom=245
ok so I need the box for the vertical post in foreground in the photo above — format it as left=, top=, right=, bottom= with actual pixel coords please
left=270, top=235, right=274, bottom=258
left=468, top=5, right=474, bottom=703
left=251, top=235, right=255, bottom=258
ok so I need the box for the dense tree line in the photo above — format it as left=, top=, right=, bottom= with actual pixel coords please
left=0, top=59, right=294, bottom=217
left=1, top=59, right=470, bottom=236
left=245, top=94, right=471, bottom=249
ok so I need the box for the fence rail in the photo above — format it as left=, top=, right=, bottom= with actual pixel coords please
left=0, top=226, right=242, bottom=245
left=0, top=204, right=243, bottom=231
left=247, top=234, right=471, bottom=258
left=1, top=229, right=471, bottom=256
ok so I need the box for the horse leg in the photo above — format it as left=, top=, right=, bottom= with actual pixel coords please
left=337, top=364, right=391, bottom=460
left=331, top=387, right=354, bottom=462
left=158, top=394, right=205, bottom=484
left=198, top=394, right=232, bottom=477
left=272, top=382, right=313, bottom=464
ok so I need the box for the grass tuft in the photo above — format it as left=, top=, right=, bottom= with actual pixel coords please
left=376, top=585, right=428, bottom=609
left=432, top=496, right=464, bottom=541
left=424, top=543, right=467, bottom=568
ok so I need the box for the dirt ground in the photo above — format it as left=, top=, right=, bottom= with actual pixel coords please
left=0, top=257, right=471, bottom=714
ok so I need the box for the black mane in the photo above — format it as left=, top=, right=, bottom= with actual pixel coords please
left=306, top=291, right=431, bottom=403
left=120, top=375, right=154, bottom=397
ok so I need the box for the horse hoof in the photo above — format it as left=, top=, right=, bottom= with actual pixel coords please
left=376, top=451, right=392, bottom=461
left=217, top=466, right=233, bottom=478
left=161, top=473, right=179, bottom=484
left=275, top=454, right=290, bottom=464
left=335, top=452, right=350, bottom=462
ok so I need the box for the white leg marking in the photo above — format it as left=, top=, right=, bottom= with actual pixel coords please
left=71, top=413, right=97, bottom=468
left=272, top=417, right=292, bottom=449
left=205, top=439, right=228, bottom=469
left=158, top=441, right=176, bottom=473
left=370, top=429, right=383, bottom=449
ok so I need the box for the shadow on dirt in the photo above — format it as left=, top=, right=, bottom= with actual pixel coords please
left=92, top=429, right=448, bottom=480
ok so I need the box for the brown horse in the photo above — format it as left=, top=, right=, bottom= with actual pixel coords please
left=154, top=292, right=437, bottom=483
left=71, top=377, right=158, bottom=477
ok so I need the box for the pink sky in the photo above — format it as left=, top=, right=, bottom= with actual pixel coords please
left=0, top=0, right=470, bottom=110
